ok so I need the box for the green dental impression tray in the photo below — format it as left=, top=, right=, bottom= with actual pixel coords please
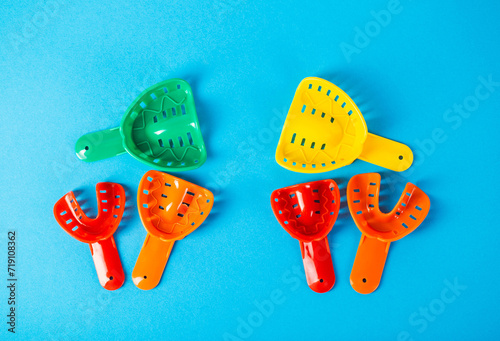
left=75, top=79, right=207, bottom=171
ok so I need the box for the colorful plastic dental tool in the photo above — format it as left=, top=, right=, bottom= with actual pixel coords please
left=347, top=173, right=430, bottom=294
left=132, top=170, right=214, bottom=290
left=276, top=77, right=413, bottom=173
left=75, top=79, right=207, bottom=171
left=271, top=179, right=340, bottom=293
left=53, top=183, right=126, bottom=290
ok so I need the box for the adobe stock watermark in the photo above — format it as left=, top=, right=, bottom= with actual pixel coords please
left=339, top=0, right=406, bottom=63
left=7, top=0, right=66, bottom=53
left=381, top=74, right=498, bottom=195
left=397, top=278, right=467, bottom=341
left=215, top=0, right=247, bottom=23
left=108, top=66, right=173, bottom=116
left=206, top=107, right=286, bottom=196
left=222, top=246, right=338, bottom=340
left=404, top=74, right=499, bottom=178
left=222, top=264, right=306, bottom=341
left=339, top=74, right=498, bottom=233
left=46, top=291, right=114, bottom=340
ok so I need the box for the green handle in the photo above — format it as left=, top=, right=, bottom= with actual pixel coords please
left=75, top=127, right=126, bottom=162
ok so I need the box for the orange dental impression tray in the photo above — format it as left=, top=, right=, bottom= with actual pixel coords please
left=347, top=173, right=430, bottom=294
left=132, top=170, right=213, bottom=290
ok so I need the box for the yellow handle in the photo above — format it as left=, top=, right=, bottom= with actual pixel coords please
left=132, top=234, right=175, bottom=290
left=358, top=133, right=413, bottom=171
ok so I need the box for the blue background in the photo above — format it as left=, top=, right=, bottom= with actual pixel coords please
left=1, top=0, right=499, bottom=340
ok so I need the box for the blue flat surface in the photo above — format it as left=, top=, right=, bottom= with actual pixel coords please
left=1, top=0, right=499, bottom=340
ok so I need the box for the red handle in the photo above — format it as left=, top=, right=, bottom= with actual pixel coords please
left=89, top=236, right=125, bottom=290
left=300, top=237, right=335, bottom=293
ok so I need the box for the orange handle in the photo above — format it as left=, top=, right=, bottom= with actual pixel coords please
left=350, top=234, right=390, bottom=294
left=132, top=234, right=175, bottom=290
left=89, top=236, right=125, bottom=291
left=300, top=237, right=335, bottom=293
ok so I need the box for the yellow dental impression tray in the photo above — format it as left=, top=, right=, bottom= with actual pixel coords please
left=275, top=77, right=413, bottom=173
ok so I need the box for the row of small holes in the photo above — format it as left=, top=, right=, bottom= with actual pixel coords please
left=59, top=190, right=120, bottom=215
left=145, top=83, right=181, bottom=102
left=300, top=105, right=336, bottom=123
left=308, top=84, right=336, bottom=100
left=276, top=187, right=336, bottom=220
left=351, top=188, right=365, bottom=216
left=64, top=215, right=114, bottom=231
left=290, top=133, right=326, bottom=150
left=283, top=158, right=335, bottom=169
left=152, top=105, right=187, bottom=123
left=154, top=134, right=197, bottom=165
left=141, top=179, right=211, bottom=220
left=293, top=99, right=337, bottom=169
left=306, top=83, right=354, bottom=116
left=60, top=192, right=121, bottom=223
left=351, top=188, right=421, bottom=228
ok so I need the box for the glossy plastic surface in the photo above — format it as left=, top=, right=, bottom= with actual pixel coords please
left=347, top=173, right=430, bottom=294
left=271, top=180, right=340, bottom=293
left=276, top=77, right=413, bottom=173
left=53, top=183, right=126, bottom=290
left=75, top=79, right=207, bottom=171
left=133, top=170, right=214, bottom=290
